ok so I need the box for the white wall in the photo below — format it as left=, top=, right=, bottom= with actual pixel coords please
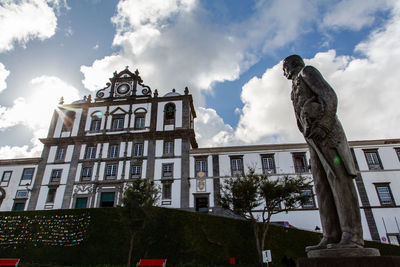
left=36, top=164, right=70, bottom=210
left=372, top=208, right=400, bottom=243
left=0, top=164, right=38, bottom=211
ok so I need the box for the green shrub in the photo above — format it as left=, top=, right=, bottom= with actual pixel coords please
left=1, top=207, right=399, bottom=266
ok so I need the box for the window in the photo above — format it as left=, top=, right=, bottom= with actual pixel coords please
left=106, top=164, right=117, bottom=179
left=100, top=192, right=115, bottom=207
left=109, top=144, right=119, bottom=158
left=20, top=168, right=34, bottom=185
left=388, top=234, right=400, bottom=246
left=230, top=157, right=243, bottom=176
left=301, top=188, right=316, bottom=208
left=162, top=164, right=173, bottom=179
left=262, top=154, right=276, bottom=174
left=61, top=111, right=75, bottom=132
left=195, top=158, right=207, bottom=177
left=396, top=148, right=400, bottom=162
left=50, top=169, right=62, bottom=183
left=364, top=150, right=383, bottom=170
left=12, top=201, right=25, bottom=211
left=375, top=183, right=395, bottom=206
left=90, top=119, right=101, bottom=131
left=293, top=153, right=308, bottom=173
left=81, top=167, right=92, bottom=181
left=133, top=143, right=143, bottom=157
left=131, top=165, right=141, bottom=178
left=134, top=114, right=145, bottom=129
left=111, top=116, right=124, bottom=130
left=164, top=103, right=175, bottom=125
left=86, top=146, right=96, bottom=159
left=164, top=141, right=174, bottom=155
left=75, top=197, right=88, bottom=209
left=1, top=171, right=12, bottom=183
left=46, top=188, right=57, bottom=203
left=162, top=182, right=172, bottom=199
left=55, top=147, right=66, bottom=161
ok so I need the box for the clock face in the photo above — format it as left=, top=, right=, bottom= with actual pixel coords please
left=116, top=84, right=130, bottom=95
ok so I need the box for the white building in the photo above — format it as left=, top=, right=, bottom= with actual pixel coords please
left=0, top=68, right=399, bottom=246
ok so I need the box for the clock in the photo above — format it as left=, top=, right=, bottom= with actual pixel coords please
left=116, top=84, right=130, bottom=95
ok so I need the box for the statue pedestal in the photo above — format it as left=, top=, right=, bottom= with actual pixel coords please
left=297, top=248, right=400, bottom=267
left=307, top=247, right=380, bottom=258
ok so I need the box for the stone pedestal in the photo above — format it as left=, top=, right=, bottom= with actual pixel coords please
left=297, top=256, right=400, bottom=267
left=307, top=247, right=380, bottom=258
left=297, top=248, right=400, bottom=267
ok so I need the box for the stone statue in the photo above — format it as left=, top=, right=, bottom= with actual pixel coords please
left=283, top=55, right=363, bottom=251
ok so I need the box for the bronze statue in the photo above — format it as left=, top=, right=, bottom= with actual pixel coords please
left=283, top=55, right=363, bottom=251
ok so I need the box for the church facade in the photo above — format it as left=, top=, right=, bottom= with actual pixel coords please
left=0, top=68, right=399, bottom=246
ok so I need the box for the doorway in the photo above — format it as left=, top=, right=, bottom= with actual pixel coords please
left=195, top=196, right=209, bottom=213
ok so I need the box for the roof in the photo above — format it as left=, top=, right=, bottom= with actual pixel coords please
left=0, top=157, right=41, bottom=166
left=190, top=138, right=400, bottom=155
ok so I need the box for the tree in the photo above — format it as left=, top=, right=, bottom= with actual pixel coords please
left=121, top=178, right=160, bottom=267
left=218, top=169, right=311, bottom=267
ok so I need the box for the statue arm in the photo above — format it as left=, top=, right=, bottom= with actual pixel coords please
left=300, top=66, right=338, bottom=114
left=299, top=66, right=339, bottom=141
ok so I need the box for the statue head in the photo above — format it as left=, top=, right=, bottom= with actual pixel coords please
left=283, top=55, right=305, bottom=80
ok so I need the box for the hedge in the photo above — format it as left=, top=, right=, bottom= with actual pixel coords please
left=0, top=207, right=399, bottom=266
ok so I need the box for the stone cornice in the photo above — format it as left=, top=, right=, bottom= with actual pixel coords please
left=191, top=138, right=400, bottom=155
left=0, top=157, right=42, bottom=166
left=40, top=129, right=198, bottom=148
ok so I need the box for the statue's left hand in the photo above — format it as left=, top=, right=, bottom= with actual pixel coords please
left=308, top=126, right=327, bottom=142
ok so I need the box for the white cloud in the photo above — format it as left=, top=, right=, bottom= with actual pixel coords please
left=65, top=26, right=73, bottom=37
left=0, top=76, right=79, bottom=158
left=195, top=107, right=237, bottom=147
left=81, top=0, right=241, bottom=106
left=235, top=62, right=303, bottom=144
left=0, top=145, right=34, bottom=159
left=80, top=0, right=400, bottom=147
left=241, top=0, right=318, bottom=54
left=0, top=0, right=59, bottom=52
left=80, top=54, right=131, bottom=91
left=0, top=62, right=10, bottom=93
left=322, top=0, right=395, bottom=30
left=231, top=6, right=400, bottom=145
left=80, top=0, right=320, bottom=106
left=194, top=1, right=400, bottom=146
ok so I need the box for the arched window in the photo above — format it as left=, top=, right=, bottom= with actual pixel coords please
left=62, top=111, right=75, bottom=132
left=90, top=111, right=103, bottom=131
left=164, top=103, right=175, bottom=125
left=134, top=108, right=147, bottom=129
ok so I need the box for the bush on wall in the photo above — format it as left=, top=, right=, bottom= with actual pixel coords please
left=0, top=207, right=399, bottom=266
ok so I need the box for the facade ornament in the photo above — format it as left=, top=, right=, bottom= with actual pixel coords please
left=184, top=87, right=189, bottom=95
left=154, top=89, right=158, bottom=98
left=73, top=184, right=94, bottom=194
left=59, top=96, right=64, bottom=105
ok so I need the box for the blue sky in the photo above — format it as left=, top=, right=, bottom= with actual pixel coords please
left=0, top=0, right=400, bottom=158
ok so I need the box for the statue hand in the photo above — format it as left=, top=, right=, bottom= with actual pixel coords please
left=308, top=126, right=327, bottom=142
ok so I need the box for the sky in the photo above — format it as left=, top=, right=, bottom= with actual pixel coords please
left=0, top=0, right=400, bottom=159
